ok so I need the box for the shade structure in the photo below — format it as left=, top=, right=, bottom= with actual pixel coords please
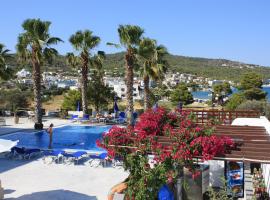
left=157, top=125, right=270, bottom=164
left=0, top=139, right=18, bottom=153
left=153, top=102, right=158, bottom=111
left=76, top=101, right=80, bottom=111
left=114, top=101, right=119, bottom=113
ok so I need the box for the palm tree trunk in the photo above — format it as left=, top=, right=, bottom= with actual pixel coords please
left=81, top=57, right=88, bottom=115
left=32, top=50, right=42, bottom=126
left=144, top=75, right=151, bottom=110
left=125, top=51, right=134, bottom=125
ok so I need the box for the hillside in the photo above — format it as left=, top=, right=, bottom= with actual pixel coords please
left=6, top=52, right=270, bottom=81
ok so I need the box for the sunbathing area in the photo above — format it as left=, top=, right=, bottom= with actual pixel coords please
left=0, top=157, right=128, bottom=200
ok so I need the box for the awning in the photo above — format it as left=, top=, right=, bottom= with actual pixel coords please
left=0, top=139, right=18, bottom=153
left=156, top=125, right=270, bottom=163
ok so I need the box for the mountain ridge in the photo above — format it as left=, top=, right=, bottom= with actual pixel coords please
left=6, top=52, right=270, bottom=82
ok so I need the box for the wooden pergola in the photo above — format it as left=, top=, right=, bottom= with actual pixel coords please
left=154, top=125, right=270, bottom=163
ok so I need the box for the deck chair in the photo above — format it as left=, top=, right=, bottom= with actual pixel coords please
left=43, top=150, right=65, bottom=164
left=89, top=152, right=108, bottom=167
left=62, top=151, right=87, bottom=165
left=24, top=148, right=41, bottom=159
left=69, top=114, right=79, bottom=121
left=78, top=114, right=90, bottom=122
left=8, top=147, right=26, bottom=159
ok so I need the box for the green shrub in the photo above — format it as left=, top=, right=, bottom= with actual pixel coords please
left=225, top=93, right=245, bottom=110
left=236, top=100, right=264, bottom=113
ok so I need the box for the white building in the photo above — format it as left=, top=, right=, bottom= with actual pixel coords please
left=16, top=69, right=31, bottom=78
left=105, top=77, right=143, bottom=100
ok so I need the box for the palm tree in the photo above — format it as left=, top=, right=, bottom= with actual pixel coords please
left=16, top=19, right=62, bottom=129
left=108, top=25, right=144, bottom=125
left=68, top=30, right=100, bottom=114
left=90, top=51, right=105, bottom=82
left=0, top=43, right=12, bottom=80
left=138, top=38, right=168, bottom=110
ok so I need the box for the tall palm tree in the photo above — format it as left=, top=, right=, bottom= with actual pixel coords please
left=16, top=19, right=62, bottom=129
left=138, top=38, right=168, bottom=110
left=108, top=25, right=144, bottom=125
left=68, top=30, right=100, bottom=114
left=0, top=43, right=12, bottom=80
left=89, top=51, right=106, bottom=83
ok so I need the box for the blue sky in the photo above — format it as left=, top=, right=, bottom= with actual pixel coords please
left=1, top=0, right=270, bottom=66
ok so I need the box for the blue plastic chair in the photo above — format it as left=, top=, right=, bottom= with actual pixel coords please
left=158, top=185, right=174, bottom=200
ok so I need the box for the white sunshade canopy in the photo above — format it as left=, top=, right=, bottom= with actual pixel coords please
left=0, top=139, right=18, bottom=153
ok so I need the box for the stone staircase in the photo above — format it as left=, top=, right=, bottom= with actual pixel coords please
left=243, top=164, right=254, bottom=200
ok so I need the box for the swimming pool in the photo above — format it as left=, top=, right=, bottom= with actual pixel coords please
left=0, top=125, right=111, bottom=152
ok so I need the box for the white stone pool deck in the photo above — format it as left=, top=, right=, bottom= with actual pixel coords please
left=0, top=117, right=72, bottom=135
left=0, top=158, right=128, bottom=200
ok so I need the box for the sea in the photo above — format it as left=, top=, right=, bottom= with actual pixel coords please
left=192, top=87, right=270, bottom=101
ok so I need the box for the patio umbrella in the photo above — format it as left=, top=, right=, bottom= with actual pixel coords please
left=0, top=139, right=18, bottom=153
left=114, top=101, right=119, bottom=113
left=76, top=101, right=80, bottom=111
left=153, top=102, right=158, bottom=111
left=178, top=101, right=183, bottom=110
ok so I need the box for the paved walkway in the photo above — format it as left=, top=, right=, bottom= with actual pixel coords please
left=0, top=158, right=128, bottom=200
left=0, top=117, right=72, bottom=135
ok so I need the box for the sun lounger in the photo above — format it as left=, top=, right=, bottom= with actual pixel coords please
left=69, top=114, right=79, bottom=121
left=89, top=152, right=108, bottom=167
left=106, top=112, right=127, bottom=124
left=24, top=148, right=41, bottom=159
left=43, top=150, right=65, bottom=164
left=112, top=156, right=124, bottom=168
left=78, top=114, right=90, bottom=122
left=62, top=151, right=87, bottom=164
left=7, top=147, right=41, bottom=160
left=7, top=147, right=26, bottom=159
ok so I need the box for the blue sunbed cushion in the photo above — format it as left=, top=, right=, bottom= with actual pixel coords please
left=89, top=152, right=107, bottom=159
left=25, top=149, right=40, bottom=154
left=63, top=151, right=87, bottom=158
left=12, top=147, right=26, bottom=154
left=44, top=150, right=65, bottom=156
left=158, top=185, right=174, bottom=200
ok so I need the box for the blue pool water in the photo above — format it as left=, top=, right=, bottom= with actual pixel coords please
left=192, top=87, right=270, bottom=101
left=0, top=125, right=111, bottom=152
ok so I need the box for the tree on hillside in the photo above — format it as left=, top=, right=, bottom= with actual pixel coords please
left=213, top=82, right=232, bottom=105
left=151, top=84, right=170, bottom=101
left=240, top=72, right=263, bottom=90
left=108, top=25, right=144, bottom=125
left=239, top=72, right=266, bottom=101
left=0, top=89, right=30, bottom=111
left=170, top=83, right=193, bottom=105
left=16, top=19, right=62, bottom=129
left=88, top=49, right=115, bottom=112
left=61, top=90, right=81, bottom=111
left=138, top=38, right=168, bottom=110
left=88, top=71, right=115, bottom=112
left=0, top=43, right=13, bottom=80
left=67, top=30, right=101, bottom=115
left=225, top=93, right=246, bottom=110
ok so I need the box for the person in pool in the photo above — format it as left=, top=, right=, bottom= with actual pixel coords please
left=47, top=123, right=53, bottom=149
